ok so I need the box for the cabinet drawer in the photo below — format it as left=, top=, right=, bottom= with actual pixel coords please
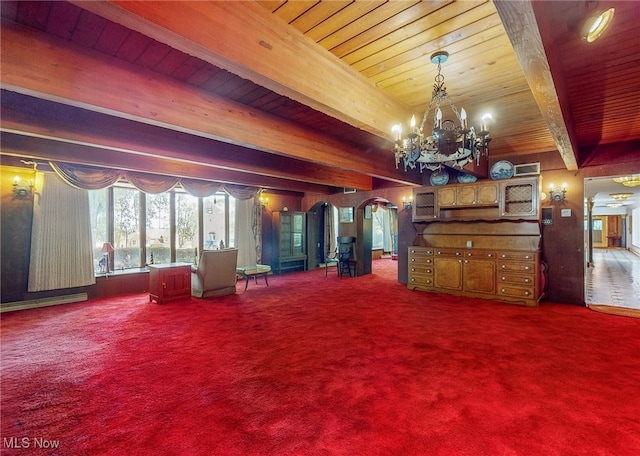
left=498, top=262, right=535, bottom=273
left=409, top=248, right=434, bottom=255
left=408, top=275, right=434, bottom=286
left=498, top=252, right=536, bottom=261
left=499, top=273, right=535, bottom=285
left=409, top=256, right=434, bottom=265
left=465, top=251, right=496, bottom=259
left=435, top=249, right=464, bottom=258
left=498, top=285, right=535, bottom=299
left=409, top=265, right=434, bottom=276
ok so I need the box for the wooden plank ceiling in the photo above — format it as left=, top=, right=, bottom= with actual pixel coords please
left=1, top=1, right=638, bottom=193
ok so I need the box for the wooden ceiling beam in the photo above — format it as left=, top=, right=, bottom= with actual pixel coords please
left=0, top=19, right=419, bottom=187
left=0, top=91, right=372, bottom=191
left=494, top=0, right=578, bottom=171
left=0, top=132, right=334, bottom=194
left=69, top=0, right=410, bottom=140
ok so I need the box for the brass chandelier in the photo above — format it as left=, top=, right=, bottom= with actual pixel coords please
left=392, top=51, right=492, bottom=173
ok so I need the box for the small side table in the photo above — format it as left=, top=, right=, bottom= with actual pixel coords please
left=236, top=265, right=271, bottom=291
left=149, top=263, right=191, bottom=304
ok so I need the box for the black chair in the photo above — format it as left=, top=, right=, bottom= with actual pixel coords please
left=336, top=236, right=355, bottom=278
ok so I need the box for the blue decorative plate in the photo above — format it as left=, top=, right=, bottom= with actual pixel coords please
left=490, top=160, right=515, bottom=180
left=430, top=169, right=450, bottom=186
left=457, top=172, right=477, bottom=183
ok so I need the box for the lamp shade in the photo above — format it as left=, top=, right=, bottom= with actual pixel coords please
left=101, top=242, right=114, bottom=253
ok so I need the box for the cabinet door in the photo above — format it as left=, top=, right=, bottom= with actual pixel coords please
left=463, top=258, right=496, bottom=294
left=456, top=186, right=476, bottom=206
left=413, top=189, right=438, bottom=220
left=500, top=179, right=539, bottom=218
left=162, top=267, right=191, bottom=300
left=437, top=187, right=456, bottom=207
left=434, top=257, right=463, bottom=290
left=476, top=183, right=499, bottom=205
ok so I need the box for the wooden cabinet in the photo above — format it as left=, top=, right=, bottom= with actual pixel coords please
left=148, top=263, right=191, bottom=304
left=409, top=246, right=540, bottom=306
left=412, top=177, right=539, bottom=222
left=437, top=183, right=498, bottom=208
left=408, top=247, right=434, bottom=288
left=272, top=211, right=307, bottom=273
left=500, top=179, right=539, bottom=218
left=496, top=251, right=538, bottom=301
left=412, top=189, right=438, bottom=220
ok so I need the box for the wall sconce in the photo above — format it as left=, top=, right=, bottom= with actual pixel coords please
left=13, top=176, right=34, bottom=199
left=260, top=196, right=269, bottom=208
left=402, top=196, right=413, bottom=210
left=101, top=242, right=114, bottom=274
left=548, top=183, right=567, bottom=202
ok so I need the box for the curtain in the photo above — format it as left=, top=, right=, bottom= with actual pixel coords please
left=126, top=171, right=179, bottom=194
left=235, top=197, right=259, bottom=267
left=325, top=204, right=336, bottom=260
left=384, top=207, right=397, bottom=253
left=51, top=162, right=122, bottom=189
left=49, top=162, right=260, bottom=198
left=181, top=179, right=223, bottom=197
left=28, top=173, right=95, bottom=291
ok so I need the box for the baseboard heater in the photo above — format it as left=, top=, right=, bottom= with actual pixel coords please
left=0, top=293, right=88, bottom=313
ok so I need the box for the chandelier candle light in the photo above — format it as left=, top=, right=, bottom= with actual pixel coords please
left=392, top=51, right=493, bottom=173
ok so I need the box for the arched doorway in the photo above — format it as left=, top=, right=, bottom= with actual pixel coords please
left=306, top=201, right=338, bottom=270
left=355, top=197, right=399, bottom=277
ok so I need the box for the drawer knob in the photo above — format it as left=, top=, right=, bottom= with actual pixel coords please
left=525, top=266, right=531, bottom=271
left=525, top=278, right=530, bottom=283
left=501, top=288, right=506, bottom=293
left=501, top=265, right=506, bottom=269
left=525, top=291, right=530, bottom=296
left=501, top=276, right=506, bottom=280
left=411, top=258, right=415, bottom=262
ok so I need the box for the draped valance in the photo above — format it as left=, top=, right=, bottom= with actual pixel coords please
left=50, top=162, right=260, bottom=200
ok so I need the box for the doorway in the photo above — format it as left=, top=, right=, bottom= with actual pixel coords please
left=584, top=175, right=640, bottom=308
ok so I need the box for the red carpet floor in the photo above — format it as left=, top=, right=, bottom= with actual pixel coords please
left=2, top=260, right=639, bottom=455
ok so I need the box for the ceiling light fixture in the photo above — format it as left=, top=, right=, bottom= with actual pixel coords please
left=609, top=193, right=633, bottom=202
left=613, top=176, right=640, bottom=187
left=391, top=51, right=492, bottom=173
left=581, top=7, right=615, bottom=43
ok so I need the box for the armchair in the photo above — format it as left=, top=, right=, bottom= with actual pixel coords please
left=191, top=248, right=238, bottom=298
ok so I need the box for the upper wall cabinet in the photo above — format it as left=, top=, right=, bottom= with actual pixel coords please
left=412, top=176, right=540, bottom=222
left=500, top=179, right=539, bottom=219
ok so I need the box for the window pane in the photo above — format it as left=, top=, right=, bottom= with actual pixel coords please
left=175, top=192, right=199, bottom=263
left=89, top=188, right=109, bottom=272
left=228, top=196, right=236, bottom=247
left=203, top=193, right=227, bottom=249
left=114, top=187, right=141, bottom=269
left=146, top=192, right=170, bottom=264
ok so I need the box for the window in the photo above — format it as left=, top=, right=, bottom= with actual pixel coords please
left=89, top=188, right=109, bottom=272
left=89, top=185, right=234, bottom=272
left=114, top=187, right=141, bottom=269
left=146, top=192, right=170, bottom=264
left=175, top=192, right=199, bottom=263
